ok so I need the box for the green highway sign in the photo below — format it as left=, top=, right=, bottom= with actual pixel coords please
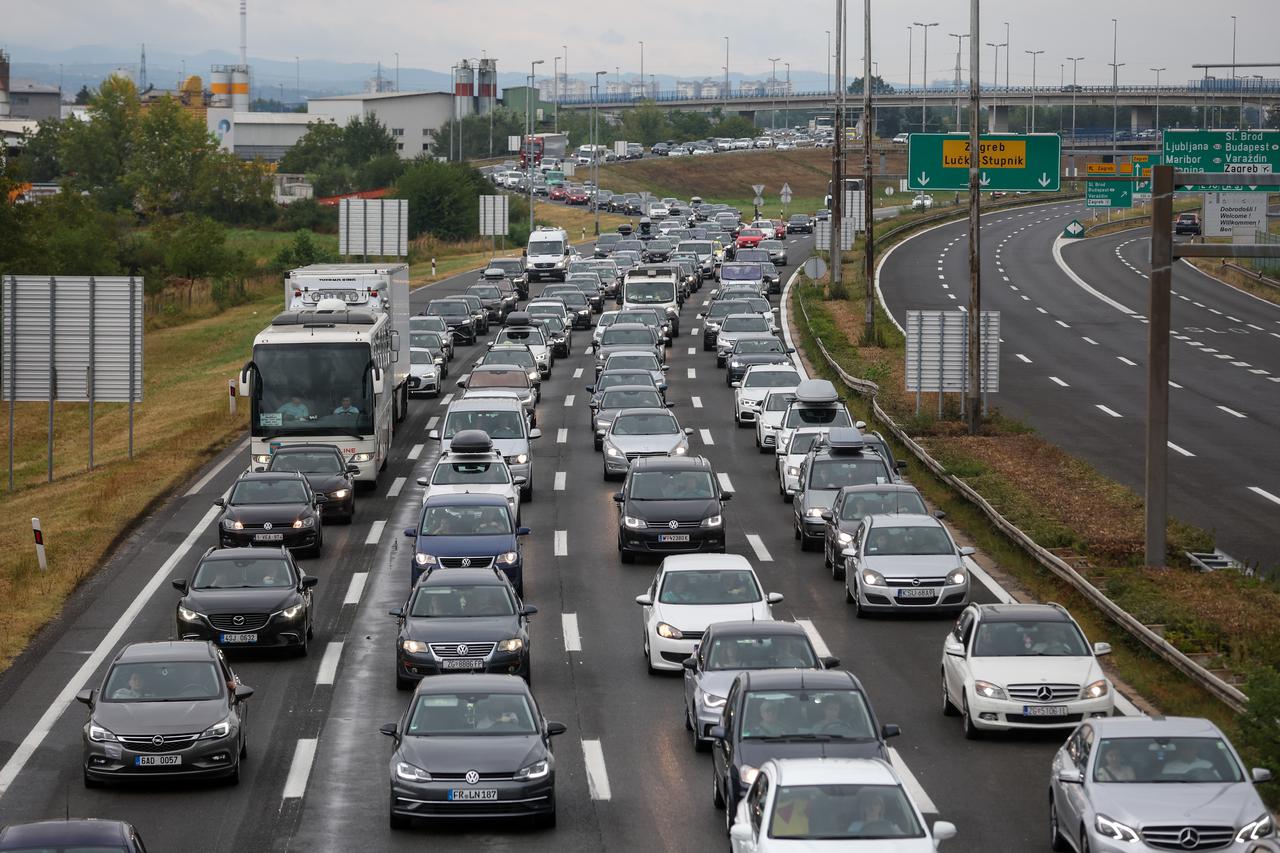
left=1063, top=219, right=1086, bottom=238
left=1133, top=154, right=1161, bottom=198
left=1086, top=180, right=1133, bottom=209
left=1163, top=129, right=1279, bottom=192
left=907, top=133, right=1061, bottom=192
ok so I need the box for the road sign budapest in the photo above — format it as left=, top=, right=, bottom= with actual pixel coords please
left=908, top=133, right=1061, bottom=192
left=1163, top=129, right=1279, bottom=192
left=1085, top=180, right=1132, bottom=209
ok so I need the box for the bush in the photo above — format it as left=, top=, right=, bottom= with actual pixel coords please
left=278, top=199, right=338, bottom=234
left=272, top=230, right=338, bottom=272
left=1239, top=667, right=1280, bottom=776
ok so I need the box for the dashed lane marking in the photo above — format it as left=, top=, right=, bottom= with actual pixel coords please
left=387, top=477, right=406, bottom=499
left=692, top=396, right=703, bottom=408
left=554, top=530, right=568, bottom=556
left=1249, top=486, right=1280, bottom=507
left=1096, top=404, right=1123, bottom=418
left=1217, top=406, right=1247, bottom=418
left=745, top=534, right=773, bottom=562
left=562, top=614, right=582, bottom=652
left=408, top=443, right=424, bottom=460
left=316, top=642, right=343, bottom=686
left=364, top=520, right=386, bottom=545
left=1117, top=357, right=1136, bottom=366
left=582, top=740, right=612, bottom=800
left=1015, top=354, right=1031, bottom=363
left=565, top=395, right=576, bottom=407
left=699, top=429, right=715, bottom=446
left=282, top=739, right=318, bottom=800
left=1167, top=442, right=1195, bottom=458
left=554, top=472, right=567, bottom=491
left=343, top=573, right=368, bottom=606
left=717, top=473, right=734, bottom=492
left=557, top=429, right=568, bottom=443
left=1049, top=376, right=1070, bottom=387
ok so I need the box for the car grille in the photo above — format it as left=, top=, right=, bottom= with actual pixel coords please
left=1006, top=683, right=1081, bottom=702
left=431, top=771, right=517, bottom=781
left=117, top=733, right=201, bottom=753
left=894, top=594, right=940, bottom=605
left=639, top=520, right=702, bottom=529
left=625, top=451, right=669, bottom=462
left=886, top=578, right=946, bottom=588
left=430, top=642, right=497, bottom=659
left=677, top=630, right=704, bottom=642
left=208, top=613, right=271, bottom=632
left=439, top=556, right=495, bottom=569
left=1141, top=826, right=1235, bottom=851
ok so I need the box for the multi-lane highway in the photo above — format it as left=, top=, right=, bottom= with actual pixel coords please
left=879, top=202, right=1280, bottom=572
left=0, top=224, right=1113, bottom=852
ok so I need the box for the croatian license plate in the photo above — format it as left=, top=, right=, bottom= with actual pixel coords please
left=441, top=659, right=484, bottom=670
left=1023, top=705, right=1069, bottom=717
left=220, top=633, right=257, bottom=644
left=895, top=588, right=936, bottom=599
left=135, top=755, right=181, bottom=767
left=449, top=788, right=498, bottom=801
left=658, top=534, right=691, bottom=543
left=254, top=533, right=284, bottom=542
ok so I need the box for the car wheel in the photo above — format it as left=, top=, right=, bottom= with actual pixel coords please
left=716, top=357, right=725, bottom=367
left=831, top=552, right=845, bottom=581
left=389, top=803, right=411, bottom=831
left=644, top=636, right=658, bottom=675
left=1049, top=796, right=1069, bottom=851
left=794, top=520, right=801, bottom=540
left=941, top=671, right=959, bottom=717
left=594, top=438, right=603, bottom=451
left=962, top=695, right=983, bottom=740
left=712, top=768, right=725, bottom=809
left=295, top=633, right=309, bottom=658
left=799, top=532, right=815, bottom=552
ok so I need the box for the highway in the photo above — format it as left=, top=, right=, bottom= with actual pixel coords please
left=0, top=228, right=1090, bottom=852
left=878, top=202, right=1280, bottom=572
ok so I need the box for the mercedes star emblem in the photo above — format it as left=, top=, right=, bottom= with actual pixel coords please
left=1178, top=827, right=1199, bottom=849
left=152, top=735, right=165, bottom=746
left=232, top=615, right=245, bottom=626
left=1036, top=685, right=1054, bottom=702
left=465, top=770, right=480, bottom=785
left=460, top=557, right=472, bottom=567
left=456, top=644, right=469, bottom=657
left=263, top=522, right=272, bottom=530
left=668, top=520, right=680, bottom=530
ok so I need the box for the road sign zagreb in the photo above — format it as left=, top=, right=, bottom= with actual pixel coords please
left=1085, top=180, right=1132, bottom=209
left=908, top=133, right=1061, bottom=192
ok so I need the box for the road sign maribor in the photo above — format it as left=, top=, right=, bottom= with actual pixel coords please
left=908, top=133, right=1061, bottom=192
left=1164, top=129, right=1279, bottom=192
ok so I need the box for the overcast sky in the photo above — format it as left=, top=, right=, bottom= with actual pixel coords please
left=8, top=0, right=1274, bottom=87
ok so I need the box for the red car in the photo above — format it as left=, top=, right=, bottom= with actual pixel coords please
left=566, top=189, right=590, bottom=205
left=549, top=186, right=568, bottom=201
left=736, top=228, right=766, bottom=249
left=770, top=220, right=787, bottom=239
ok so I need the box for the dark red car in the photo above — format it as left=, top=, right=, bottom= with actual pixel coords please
left=736, top=228, right=766, bottom=249
left=770, top=220, right=787, bottom=239
left=549, top=186, right=568, bottom=201
left=567, top=189, right=590, bottom=205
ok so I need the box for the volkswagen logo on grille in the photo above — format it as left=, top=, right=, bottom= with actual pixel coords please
left=910, top=578, right=921, bottom=587
left=456, top=644, right=469, bottom=657
left=1178, top=828, right=1200, bottom=849
left=465, top=770, right=480, bottom=785
left=152, top=735, right=165, bottom=746
left=263, top=522, right=272, bottom=530
left=668, top=520, right=680, bottom=530
left=232, top=615, right=245, bottom=626
left=460, top=557, right=472, bottom=567
left=1036, top=685, right=1054, bottom=702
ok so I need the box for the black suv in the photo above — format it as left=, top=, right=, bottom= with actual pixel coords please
left=786, top=213, right=814, bottom=233
left=263, top=444, right=357, bottom=522
left=613, top=456, right=732, bottom=563
left=216, top=471, right=326, bottom=557
left=427, top=298, right=478, bottom=345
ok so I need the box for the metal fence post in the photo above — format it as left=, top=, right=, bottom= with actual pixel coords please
left=937, top=318, right=945, bottom=419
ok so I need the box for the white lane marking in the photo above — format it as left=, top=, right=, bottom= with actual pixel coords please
left=426, top=416, right=439, bottom=430
left=1209, top=308, right=1223, bottom=316
left=1009, top=283, right=1018, bottom=290
left=441, top=393, right=454, bottom=405
left=1096, top=404, right=1122, bottom=418
left=964, top=556, right=1015, bottom=604
left=745, top=534, right=773, bottom=562
left=554, top=472, right=567, bottom=491
left=183, top=438, right=250, bottom=496
left=1036, top=307, right=1047, bottom=314
left=1056, top=320, right=1071, bottom=328
left=692, top=396, right=703, bottom=408
left=0, top=501, right=223, bottom=797
left=282, top=738, right=319, bottom=800
left=565, top=394, right=576, bottom=407
left=699, top=428, right=715, bottom=445
left=1249, top=486, right=1280, bottom=507
left=1049, top=376, right=1070, bottom=387
left=365, top=520, right=386, bottom=545
left=1117, top=356, right=1137, bottom=366
left=343, top=573, right=368, bottom=606
left=938, top=274, right=946, bottom=280
left=1015, top=354, right=1032, bottom=364
left=584, top=347, right=593, bottom=356
left=941, top=283, right=949, bottom=289
left=554, top=530, right=568, bottom=556
left=1167, top=442, right=1195, bottom=458
left=1227, top=316, right=1242, bottom=323
left=795, top=619, right=832, bottom=658
left=582, top=740, right=613, bottom=800
left=562, top=614, right=582, bottom=652
left=1217, top=406, right=1247, bottom=418
left=1193, top=301, right=1205, bottom=308
left=1082, top=337, right=1098, bottom=345
left=947, top=293, right=956, bottom=300
left=717, top=473, right=734, bottom=492
left=408, top=443, right=424, bottom=460
left=387, top=477, right=406, bottom=498
left=556, top=429, right=568, bottom=443
left=888, top=747, right=938, bottom=814
left=1231, top=361, right=1250, bottom=367
left=687, top=367, right=697, bottom=379
left=573, top=367, right=584, bottom=379
left=316, top=642, right=344, bottom=686
left=688, top=347, right=696, bottom=355
left=1250, top=368, right=1270, bottom=375
left=1214, top=354, right=1233, bottom=360
left=692, top=327, right=700, bottom=335
left=1020, top=294, right=1030, bottom=301
left=1248, top=323, right=1264, bottom=331
left=1169, top=381, right=1183, bottom=389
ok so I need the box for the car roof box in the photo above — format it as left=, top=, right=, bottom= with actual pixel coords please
left=505, top=311, right=532, bottom=326
left=825, top=427, right=866, bottom=454
left=448, top=430, right=494, bottom=454
left=793, top=379, right=840, bottom=404
left=482, top=267, right=505, bottom=279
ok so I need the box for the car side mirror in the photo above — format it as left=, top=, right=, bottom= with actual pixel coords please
left=347, top=464, right=360, bottom=474
left=455, top=378, right=466, bottom=388
left=944, top=638, right=965, bottom=657
left=171, top=578, right=189, bottom=594
left=612, top=492, right=625, bottom=503
left=546, top=721, right=568, bottom=737
left=821, top=655, right=840, bottom=669
left=766, top=592, right=784, bottom=604
left=729, top=381, right=741, bottom=388
left=881, top=723, right=901, bottom=739
left=513, top=475, right=529, bottom=486
left=389, top=607, right=404, bottom=618
left=76, top=688, right=96, bottom=707
left=213, top=497, right=225, bottom=507
left=380, top=723, right=399, bottom=739
left=254, top=466, right=266, bottom=473
left=720, top=491, right=733, bottom=501
left=933, top=510, right=947, bottom=520
left=682, top=657, right=698, bottom=671
left=521, top=604, right=539, bottom=617
left=1252, top=768, right=1273, bottom=783
left=819, top=509, right=833, bottom=520
left=729, top=821, right=752, bottom=842
left=932, top=821, right=958, bottom=842
left=895, top=460, right=908, bottom=472
left=1093, top=642, right=1112, bottom=656
left=300, top=576, right=319, bottom=589
left=708, top=724, right=727, bottom=740
left=584, top=385, right=596, bottom=393
left=661, top=365, right=671, bottom=372
left=415, top=477, right=429, bottom=487
left=786, top=347, right=795, bottom=353
left=315, top=495, right=329, bottom=504
left=959, top=546, right=976, bottom=557
left=1057, top=768, right=1083, bottom=784
left=403, top=527, right=417, bottom=537
left=683, top=427, right=694, bottom=436
left=841, top=548, right=857, bottom=559
left=427, top=429, right=440, bottom=440
left=635, top=593, right=653, bottom=606
left=696, top=313, right=704, bottom=320
left=234, top=685, right=255, bottom=702
left=529, top=428, right=542, bottom=439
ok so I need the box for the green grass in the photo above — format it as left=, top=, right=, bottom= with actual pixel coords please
left=226, top=228, right=339, bottom=265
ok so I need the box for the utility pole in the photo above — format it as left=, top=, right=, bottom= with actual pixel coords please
left=830, top=0, right=845, bottom=297
left=1025, top=49, right=1043, bottom=132
left=394, top=52, right=399, bottom=92
left=554, top=57, right=560, bottom=131
left=950, top=33, right=969, bottom=129
left=826, top=30, right=832, bottom=95
left=295, top=56, right=300, bottom=103
left=1144, top=164, right=1173, bottom=566
left=594, top=70, right=607, bottom=235
left=562, top=44, right=568, bottom=115
left=1150, top=66, right=1165, bottom=131
left=528, top=59, right=543, bottom=233
left=987, top=42, right=1001, bottom=92
left=769, top=57, right=781, bottom=132
left=1110, top=19, right=1121, bottom=144
left=914, top=22, right=938, bottom=133
left=907, top=27, right=913, bottom=95
left=785, top=62, right=791, bottom=130
left=967, top=0, right=982, bottom=434
left=639, top=41, right=645, bottom=98
left=862, top=0, right=875, bottom=341
left=1004, top=21, right=1010, bottom=89
left=450, top=63, right=457, bottom=161
left=1068, top=56, right=1084, bottom=145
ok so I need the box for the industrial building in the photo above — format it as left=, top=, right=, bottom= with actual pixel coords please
left=0, top=49, right=62, bottom=120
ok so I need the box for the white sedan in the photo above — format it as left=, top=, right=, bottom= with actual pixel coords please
left=775, top=428, right=828, bottom=501
left=733, top=365, right=800, bottom=426
left=754, top=389, right=797, bottom=452
left=635, top=554, right=782, bottom=673
left=730, top=758, right=957, bottom=852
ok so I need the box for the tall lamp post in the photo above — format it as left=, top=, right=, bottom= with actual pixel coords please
left=394, top=52, right=399, bottom=91
left=639, top=41, right=645, bottom=98
left=769, top=57, right=781, bottom=132
left=593, top=70, right=607, bottom=236
left=1067, top=56, right=1084, bottom=144
left=527, top=59, right=543, bottom=233
left=907, top=26, right=913, bottom=94
left=1252, top=75, right=1265, bottom=129
left=1004, top=21, right=1010, bottom=89
left=1231, top=16, right=1239, bottom=126
left=1109, top=18, right=1122, bottom=143
left=553, top=56, right=560, bottom=131
left=723, top=36, right=730, bottom=109
left=1025, top=49, right=1044, bottom=132
left=295, top=56, right=300, bottom=103
left=986, top=42, right=1002, bottom=92
left=914, top=21, right=938, bottom=132
left=1150, top=66, right=1165, bottom=132
left=562, top=44, right=568, bottom=110
left=785, top=62, right=791, bottom=130
left=826, top=30, right=832, bottom=95
left=950, top=33, right=969, bottom=129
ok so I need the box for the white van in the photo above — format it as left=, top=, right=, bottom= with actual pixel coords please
left=526, top=226, right=570, bottom=282
left=622, top=266, right=681, bottom=338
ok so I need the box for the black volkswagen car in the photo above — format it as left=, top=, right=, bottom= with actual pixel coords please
left=382, top=674, right=566, bottom=829
left=392, top=568, right=536, bottom=689
left=216, top=471, right=326, bottom=557
left=263, top=443, right=357, bottom=521
left=709, top=669, right=899, bottom=833
left=78, top=641, right=254, bottom=787
left=173, top=546, right=318, bottom=654
left=613, top=456, right=732, bottom=563
left=0, top=820, right=147, bottom=852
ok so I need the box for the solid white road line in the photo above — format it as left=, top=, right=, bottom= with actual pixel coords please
left=687, top=367, right=697, bottom=379
left=564, top=395, right=576, bottom=407
left=888, top=748, right=937, bottom=814
left=183, top=438, right=250, bottom=497
left=1049, top=376, right=1070, bottom=387
left=426, top=416, right=439, bottom=430
left=717, top=473, right=734, bottom=492
left=1249, top=486, right=1280, bottom=507
left=1015, top=354, right=1032, bottom=363
left=699, top=428, right=715, bottom=446
left=562, top=614, right=582, bottom=652
left=1217, top=406, right=1247, bottom=418
left=554, top=530, right=568, bottom=556
left=556, top=429, right=568, bottom=443
left=795, top=619, right=833, bottom=659
left=316, top=642, right=344, bottom=686
left=1167, top=442, right=1195, bottom=458
left=554, top=472, right=567, bottom=491
left=573, top=367, right=584, bottom=379
left=343, top=573, right=368, bottom=606
left=1117, top=356, right=1137, bottom=366
left=745, top=534, right=773, bottom=562
left=386, top=477, right=406, bottom=499
left=1096, top=404, right=1122, bottom=418
left=691, top=396, right=703, bottom=408
left=407, top=443, right=424, bottom=460
left=582, top=739, right=613, bottom=800
left=365, top=520, right=386, bottom=545
left=282, top=738, right=319, bottom=800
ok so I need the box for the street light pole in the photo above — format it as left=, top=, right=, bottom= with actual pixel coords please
left=1252, top=75, right=1265, bottom=128
left=1004, top=21, right=1010, bottom=89
left=914, top=22, right=938, bottom=133
left=723, top=36, right=730, bottom=110
left=562, top=44, right=568, bottom=112
left=949, top=33, right=969, bottom=129
left=1150, top=67, right=1165, bottom=132
left=1110, top=18, right=1121, bottom=143
left=967, top=0, right=983, bottom=433
left=594, top=70, right=607, bottom=236
left=528, top=59, right=543, bottom=233
left=639, top=41, right=645, bottom=98
left=769, top=57, right=780, bottom=132
left=450, top=63, right=457, bottom=161
left=987, top=43, right=1000, bottom=92
left=295, top=56, right=300, bottom=103
left=907, top=26, right=913, bottom=95
left=394, top=52, right=399, bottom=92
left=785, top=62, right=791, bottom=130
left=1025, top=49, right=1043, bottom=132
left=826, top=30, right=832, bottom=95
left=862, top=0, right=875, bottom=341
left=1067, top=57, right=1084, bottom=144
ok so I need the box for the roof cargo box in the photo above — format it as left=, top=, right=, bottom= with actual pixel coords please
left=793, top=379, right=840, bottom=404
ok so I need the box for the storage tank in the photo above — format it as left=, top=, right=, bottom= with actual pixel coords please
left=454, top=61, right=475, bottom=119
left=477, top=58, right=497, bottom=115
left=210, top=67, right=232, bottom=107
left=231, top=66, right=250, bottom=111
left=0, top=49, right=10, bottom=118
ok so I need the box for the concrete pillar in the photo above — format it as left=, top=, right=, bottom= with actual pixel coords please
left=987, top=104, right=1009, bottom=133
left=1130, top=105, right=1154, bottom=133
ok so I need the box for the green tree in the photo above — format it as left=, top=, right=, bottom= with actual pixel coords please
left=711, top=115, right=757, bottom=138
left=666, top=110, right=711, bottom=141
left=392, top=159, right=487, bottom=241
left=126, top=95, right=219, bottom=216
left=58, top=75, right=141, bottom=210
left=0, top=190, right=126, bottom=276
left=620, top=101, right=671, bottom=146
left=196, top=152, right=276, bottom=226
left=341, top=114, right=397, bottom=166
left=431, top=108, right=529, bottom=160
left=74, top=85, right=92, bottom=105
left=272, top=229, right=337, bottom=272
left=278, top=120, right=346, bottom=174
left=354, top=153, right=407, bottom=192
left=13, top=120, right=65, bottom=182
left=161, top=215, right=234, bottom=282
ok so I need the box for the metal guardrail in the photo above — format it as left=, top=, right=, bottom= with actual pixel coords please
left=789, top=225, right=1249, bottom=715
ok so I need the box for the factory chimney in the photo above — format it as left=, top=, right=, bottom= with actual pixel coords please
left=239, top=0, right=247, bottom=67
left=0, top=48, right=10, bottom=118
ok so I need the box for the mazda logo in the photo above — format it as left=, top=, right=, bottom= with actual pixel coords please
left=1036, top=686, right=1054, bottom=702
left=232, top=615, right=245, bottom=626
left=460, top=557, right=472, bottom=567
left=263, top=522, right=273, bottom=530
left=911, top=578, right=921, bottom=587
left=465, top=770, right=480, bottom=785
left=1178, top=828, right=1199, bottom=849
left=669, top=520, right=680, bottom=530
left=152, top=735, right=165, bottom=746
left=456, top=644, right=469, bottom=657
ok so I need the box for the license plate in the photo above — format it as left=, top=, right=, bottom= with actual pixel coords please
left=220, top=633, right=257, bottom=644
left=895, top=588, right=936, bottom=599
left=658, top=534, right=691, bottom=543
left=441, top=659, right=485, bottom=670
left=254, top=533, right=284, bottom=542
left=449, top=788, right=498, bottom=801
left=135, top=755, right=181, bottom=766
left=1023, top=705, right=1069, bottom=717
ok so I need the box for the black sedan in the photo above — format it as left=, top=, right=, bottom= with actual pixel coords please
left=392, top=568, right=536, bottom=689
left=216, top=471, right=326, bottom=556
left=263, top=444, right=356, bottom=521
left=0, top=820, right=147, bottom=852
left=77, top=640, right=253, bottom=786
left=382, top=674, right=566, bottom=829
left=787, top=213, right=814, bottom=233
left=614, top=456, right=731, bottom=563
left=725, top=338, right=795, bottom=386
left=173, top=546, right=318, bottom=654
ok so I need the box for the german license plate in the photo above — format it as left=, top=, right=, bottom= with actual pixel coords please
left=895, top=588, right=936, bottom=598
left=220, top=633, right=257, bottom=644
left=441, top=659, right=484, bottom=670
left=255, top=533, right=284, bottom=542
left=135, top=755, right=181, bottom=766
left=449, top=788, right=498, bottom=801
left=1023, top=705, right=1069, bottom=717
left=658, top=534, right=691, bottom=543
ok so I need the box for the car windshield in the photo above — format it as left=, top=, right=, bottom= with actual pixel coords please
left=268, top=451, right=343, bottom=474
left=785, top=408, right=853, bottom=428
left=480, top=351, right=534, bottom=370
left=721, top=265, right=763, bottom=281
left=411, top=317, right=447, bottom=332
left=410, top=349, right=436, bottom=365
left=428, top=301, right=469, bottom=318
left=723, top=317, right=770, bottom=333
left=418, top=505, right=513, bottom=535
left=865, top=525, right=954, bottom=556
left=193, top=557, right=294, bottom=589
left=736, top=250, right=771, bottom=264
left=600, top=389, right=664, bottom=410
left=612, top=413, right=679, bottom=436
left=618, top=311, right=662, bottom=326
left=411, top=332, right=444, bottom=349
left=530, top=240, right=564, bottom=255
left=630, top=470, right=716, bottom=500
left=603, top=329, right=655, bottom=346
left=839, top=490, right=927, bottom=519
left=607, top=355, right=660, bottom=372
left=790, top=215, right=808, bottom=223
left=746, top=370, right=799, bottom=388
left=680, top=241, right=713, bottom=255
left=103, top=661, right=224, bottom=703
left=229, top=479, right=308, bottom=505
left=768, top=783, right=924, bottom=840
left=766, top=394, right=797, bottom=412
left=469, top=286, right=500, bottom=299
left=405, top=692, right=538, bottom=736
left=599, top=372, right=656, bottom=390
left=705, top=635, right=817, bottom=670
left=597, top=234, right=621, bottom=246
left=807, top=458, right=890, bottom=489
left=707, top=302, right=749, bottom=320
left=498, top=329, right=546, bottom=346
left=488, top=260, right=522, bottom=274
left=443, top=411, right=525, bottom=439
left=627, top=282, right=676, bottom=303
left=972, top=620, right=1091, bottom=657
left=741, top=689, right=877, bottom=740
left=431, top=461, right=510, bottom=485
left=409, top=585, right=515, bottom=618
left=659, top=569, right=761, bottom=604
left=1092, top=737, right=1244, bottom=784
left=469, top=371, right=528, bottom=389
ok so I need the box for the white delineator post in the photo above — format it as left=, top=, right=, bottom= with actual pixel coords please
left=32, top=517, right=47, bottom=570
left=228, top=379, right=237, bottom=417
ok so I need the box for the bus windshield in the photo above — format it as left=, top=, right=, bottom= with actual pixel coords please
left=251, top=343, right=375, bottom=438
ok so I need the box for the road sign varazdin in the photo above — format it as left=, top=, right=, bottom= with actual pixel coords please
left=1085, top=180, right=1132, bottom=209
left=908, top=133, right=1061, bottom=192
left=1164, top=129, right=1279, bottom=192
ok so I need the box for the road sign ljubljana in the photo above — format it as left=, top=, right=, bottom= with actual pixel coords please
left=907, top=133, right=1061, bottom=192
left=1164, top=129, right=1280, bottom=192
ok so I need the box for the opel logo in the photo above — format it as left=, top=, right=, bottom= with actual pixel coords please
left=456, top=644, right=469, bottom=657
left=263, top=522, right=273, bottom=530
left=152, top=735, right=165, bottom=746
left=1036, top=685, right=1054, bottom=702
left=669, top=520, right=680, bottom=530
left=233, top=615, right=245, bottom=626
left=460, top=557, right=472, bottom=567
left=1178, top=828, right=1199, bottom=849
left=911, top=578, right=921, bottom=587
left=465, top=770, right=480, bottom=785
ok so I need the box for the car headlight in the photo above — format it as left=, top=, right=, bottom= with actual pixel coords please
left=221, top=518, right=244, bottom=530
left=605, top=445, right=622, bottom=458
left=395, top=761, right=433, bottom=783
left=496, top=551, right=518, bottom=566
left=514, top=759, right=550, bottom=781
left=1083, top=679, right=1109, bottom=699
left=836, top=531, right=853, bottom=545
left=199, top=718, right=232, bottom=740
left=623, top=515, right=646, bottom=529
left=252, top=454, right=273, bottom=464
left=497, top=638, right=525, bottom=653
left=740, top=764, right=760, bottom=785
left=293, top=516, right=315, bottom=529
left=278, top=603, right=304, bottom=620
left=805, top=508, right=825, bottom=518
left=178, top=606, right=202, bottom=622
left=350, top=452, right=374, bottom=463
left=401, top=639, right=428, bottom=654
left=700, top=691, right=727, bottom=709
left=88, top=723, right=117, bottom=743
left=413, top=553, right=437, bottom=567
left=786, top=466, right=799, bottom=477
left=1094, top=814, right=1140, bottom=843
left=973, top=680, right=1007, bottom=701
left=329, top=489, right=350, bottom=500
left=528, top=371, right=539, bottom=381
left=730, top=360, right=742, bottom=368
left=656, top=622, right=684, bottom=640
left=701, top=515, right=722, bottom=528
left=1237, top=815, right=1274, bottom=843
left=511, top=453, right=529, bottom=465
left=947, top=568, right=967, bottom=585
left=671, top=444, right=688, bottom=456
left=860, top=569, right=887, bottom=587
